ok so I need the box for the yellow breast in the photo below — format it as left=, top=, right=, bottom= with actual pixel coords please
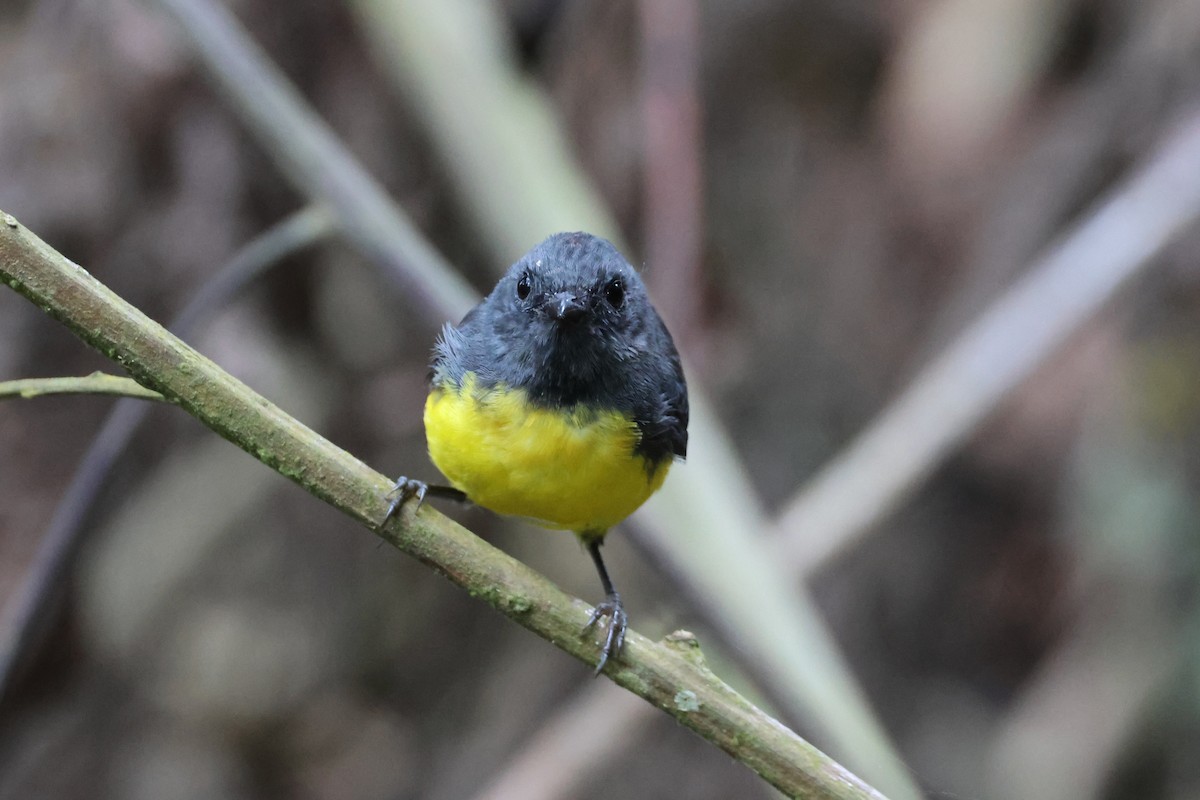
left=424, top=372, right=670, bottom=534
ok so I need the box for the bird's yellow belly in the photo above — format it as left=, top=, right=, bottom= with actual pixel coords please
left=424, top=373, right=670, bottom=534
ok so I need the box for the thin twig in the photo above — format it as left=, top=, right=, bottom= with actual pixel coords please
left=0, top=206, right=333, bottom=701
left=0, top=373, right=164, bottom=402
left=0, top=213, right=886, bottom=800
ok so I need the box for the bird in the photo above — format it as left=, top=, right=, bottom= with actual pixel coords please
left=382, top=231, right=688, bottom=673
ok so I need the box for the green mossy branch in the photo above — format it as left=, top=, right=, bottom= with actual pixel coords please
left=0, top=373, right=165, bottom=402
left=0, top=212, right=886, bottom=800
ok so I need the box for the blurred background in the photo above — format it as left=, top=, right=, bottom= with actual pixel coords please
left=3, top=0, right=1200, bottom=798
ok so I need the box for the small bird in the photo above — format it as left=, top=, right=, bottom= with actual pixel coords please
left=384, top=232, right=688, bottom=673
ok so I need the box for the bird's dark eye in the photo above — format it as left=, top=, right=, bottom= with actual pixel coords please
left=604, top=278, right=625, bottom=309
left=516, top=274, right=531, bottom=300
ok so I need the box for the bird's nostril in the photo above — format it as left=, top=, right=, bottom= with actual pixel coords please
left=550, top=293, right=586, bottom=323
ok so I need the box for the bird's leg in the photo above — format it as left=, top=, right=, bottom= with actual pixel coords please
left=583, top=536, right=627, bottom=675
left=381, top=476, right=468, bottom=526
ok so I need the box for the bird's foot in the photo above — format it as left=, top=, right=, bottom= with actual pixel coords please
left=584, top=592, right=627, bottom=675
left=382, top=476, right=430, bottom=527
left=381, top=478, right=469, bottom=527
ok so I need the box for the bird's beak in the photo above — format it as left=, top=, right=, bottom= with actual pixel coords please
left=548, top=292, right=586, bottom=323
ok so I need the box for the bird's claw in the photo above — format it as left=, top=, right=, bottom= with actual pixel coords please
left=382, top=476, right=429, bottom=526
left=584, top=593, right=627, bottom=675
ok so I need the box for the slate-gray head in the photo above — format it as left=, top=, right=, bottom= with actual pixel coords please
left=436, top=232, right=686, bottom=426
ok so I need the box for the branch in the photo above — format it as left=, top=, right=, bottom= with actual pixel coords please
left=0, top=216, right=887, bottom=800
left=0, top=373, right=164, bottom=402
left=0, top=206, right=333, bottom=700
